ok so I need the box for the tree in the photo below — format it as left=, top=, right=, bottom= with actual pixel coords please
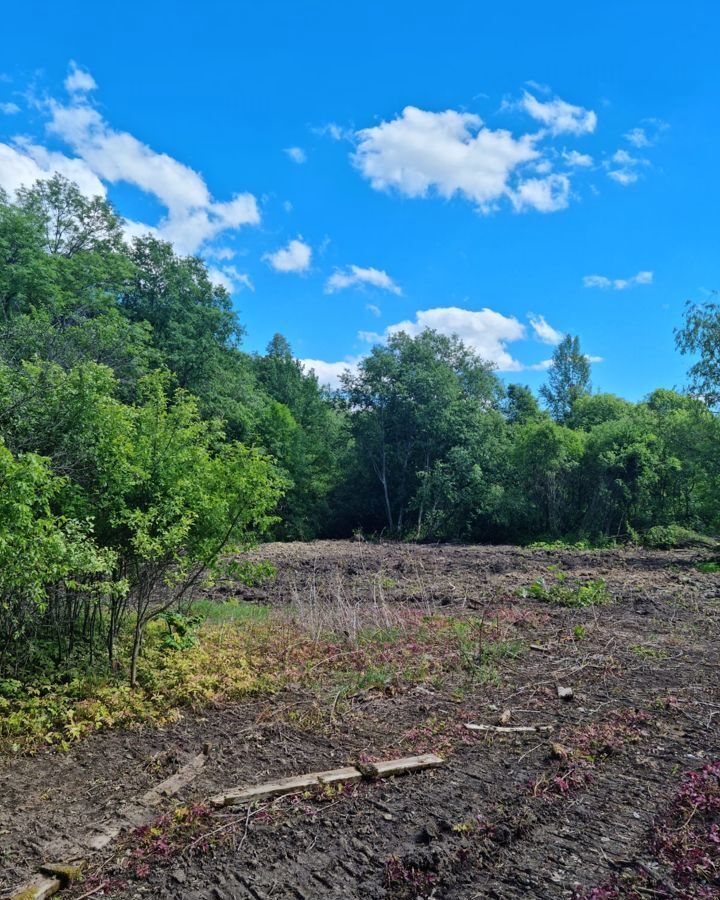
left=254, top=335, right=350, bottom=539
left=540, top=335, right=591, bottom=422
left=342, top=330, right=502, bottom=534
left=675, top=297, right=720, bottom=407
left=504, top=383, right=545, bottom=425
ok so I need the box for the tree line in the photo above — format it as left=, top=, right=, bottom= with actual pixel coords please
left=1, top=176, right=718, bottom=679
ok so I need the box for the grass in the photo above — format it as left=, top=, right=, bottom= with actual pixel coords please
left=696, top=561, right=720, bottom=574
left=190, top=599, right=271, bottom=625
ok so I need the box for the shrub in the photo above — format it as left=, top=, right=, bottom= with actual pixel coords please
left=641, top=525, right=716, bottom=550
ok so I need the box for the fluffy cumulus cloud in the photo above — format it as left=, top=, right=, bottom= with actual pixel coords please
left=353, top=106, right=541, bottom=213
left=0, top=63, right=260, bottom=256
left=385, top=307, right=527, bottom=371
left=520, top=91, right=597, bottom=136
left=583, top=270, right=653, bottom=290
left=299, top=358, right=359, bottom=390
left=315, top=308, right=568, bottom=385
left=326, top=265, right=401, bottom=295
left=351, top=90, right=600, bottom=215
left=263, top=237, right=312, bottom=273
left=510, top=173, right=570, bottom=212
left=284, top=146, right=306, bottom=164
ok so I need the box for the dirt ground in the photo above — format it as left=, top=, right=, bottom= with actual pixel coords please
left=2, top=541, right=719, bottom=899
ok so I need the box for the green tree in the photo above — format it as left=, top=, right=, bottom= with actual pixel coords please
left=540, top=335, right=591, bottom=422
left=343, top=330, right=502, bottom=534
left=676, top=297, right=720, bottom=407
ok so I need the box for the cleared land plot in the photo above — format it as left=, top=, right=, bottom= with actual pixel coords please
left=2, top=541, right=719, bottom=899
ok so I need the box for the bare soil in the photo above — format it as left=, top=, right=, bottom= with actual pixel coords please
left=2, top=541, right=719, bottom=899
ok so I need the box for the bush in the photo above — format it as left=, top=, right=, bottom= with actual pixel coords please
left=641, top=525, right=717, bottom=550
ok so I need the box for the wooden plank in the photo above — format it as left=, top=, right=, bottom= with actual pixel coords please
left=9, top=874, right=62, bottom=900
left=38, top=862, right=86, bottom=886
left=316, top=766, right=363, bottom=786
left=465, top=723, right=553, bottom=734
left=140, top=750, right=208, bottom=806
left=210, top=773, right=327, bottom=808
left=209, top=766, right=363, bottom=808
left=362, top=753, right=444, bottom=778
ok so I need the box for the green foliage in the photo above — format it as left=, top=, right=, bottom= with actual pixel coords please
left=520, top=568, right=611, bottom=607
left=675, top=296, right=720, bottom=408
left=1, top=172, right=720, bottom=716
left=223, top=559, right=277, bottom=586
left=540, top=335, right=591, bottom=423
left=641, top=525, right=717, bottom=550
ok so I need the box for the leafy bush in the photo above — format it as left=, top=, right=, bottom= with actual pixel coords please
left=520, top=568, right=611, bottom=607
left=641, top=525, right=717, bottom=550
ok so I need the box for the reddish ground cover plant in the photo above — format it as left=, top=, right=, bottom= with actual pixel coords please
left=579, top=760, right=720, bottom=898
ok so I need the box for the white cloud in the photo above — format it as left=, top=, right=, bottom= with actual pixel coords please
left=263, top=237, right=312, bottom=273
left=605, top=148, right=648, bottom=187
left=583, top=270, right=653, bottom=290
left=353, top=106, right=541, bottom=213
left=326, top=264, right=401, bottom=295
left=366, top=303, right=381, bottom=317
left=527, top=358, right=554, bottom=371
left=46, top=96, right=260, bottom=253
left=315, top=122, right=354, bottom=142
left=586, top=355, right=604, bottom=363
left=284, top=146, right=306, bottom=164
left=64, top=62, right=97, bottom=95
left=607, top=168, right=639, bottom=185
left=529, top=313, right=564, bottom=344
left=520, top=91, right=597, bottom=136
left=0, top=102, right=20, bottom=115
left=562, top=149, right=593, bottom=167
left=625, top=127, right=650, bottom=148
left=358, top=330, right=384, bottom=343
left=207, top=265, right=254, bottom=293
left=511, top=173, right=570, bottom=212
left=0, top=139, right=106, bottom=198
left=309, top=307, right=564, bottom=382
left=0, top=64, right=261, bottom=255
left=205, top=246, right=235, bottom=261
left=624, top=119, right=669, bottom=149
left=385, top=306, right=527, bottom=371
left=300, top=358, right=359, bottom=390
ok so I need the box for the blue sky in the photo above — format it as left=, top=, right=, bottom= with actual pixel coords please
left=1, top=0, right=717, bottom=397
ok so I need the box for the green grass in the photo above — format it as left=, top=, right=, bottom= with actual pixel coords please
left=190, top=599, right=271, bottom=625
left=697, top=561, right=720, bottom=574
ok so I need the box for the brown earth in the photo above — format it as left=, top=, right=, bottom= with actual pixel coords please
left=2, top=541, right=719, bottom=899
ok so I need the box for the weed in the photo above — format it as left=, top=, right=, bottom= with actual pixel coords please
left=630, top=644, right=668, bottom=659
left=573, top=624, right=588, bottom=640
left=385, top=855, right=439, bottom=899
left=697, top=561, right=720, bottom=574
left=520, top=567, right=611, bottom=607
